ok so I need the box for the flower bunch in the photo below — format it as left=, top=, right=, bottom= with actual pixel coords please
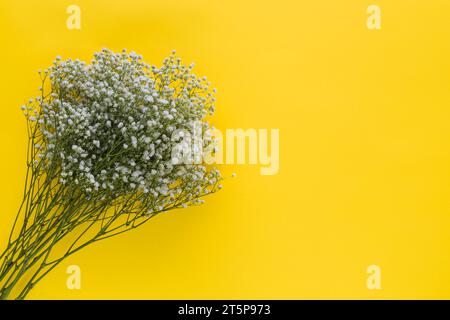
left=0, top=49, right=222, bottom=300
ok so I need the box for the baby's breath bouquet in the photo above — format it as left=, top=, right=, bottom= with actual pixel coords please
left=0, top=49, right=222, bottom=300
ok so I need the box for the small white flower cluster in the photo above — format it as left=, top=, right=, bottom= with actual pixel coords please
left=24, top=48, right=221, bottom=211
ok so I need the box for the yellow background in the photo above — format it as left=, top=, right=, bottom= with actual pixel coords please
left=0, top=0, right=450, bottom=299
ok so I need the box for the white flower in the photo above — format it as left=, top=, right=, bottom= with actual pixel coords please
left=131, top=136, right=137, bottom=148
left=25, top=48, right=221, bottom=207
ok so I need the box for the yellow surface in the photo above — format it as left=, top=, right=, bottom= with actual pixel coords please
left=1, top=0, right=450, bottom=299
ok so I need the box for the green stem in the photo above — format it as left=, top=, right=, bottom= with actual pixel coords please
left=0, top=287, right=11, bottom=300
